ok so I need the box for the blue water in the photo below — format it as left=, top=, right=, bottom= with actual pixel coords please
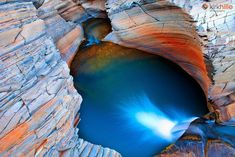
left=71, top=42, right=208, bottom=157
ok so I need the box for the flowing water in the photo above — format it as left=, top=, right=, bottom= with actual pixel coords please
left=71, top=41, right=208, bottom=157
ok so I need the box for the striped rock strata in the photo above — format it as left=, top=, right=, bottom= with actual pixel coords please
left=0, top=1, right=120, bottom=157
left=104, top=0, right=210, bottom=96
left=37, top=0, right=106, bottom=66
left=184, top=0, right=235, bottom=123
left=104, top=0, right=235, bottom=156
left=170, top=0, right=235, bottom=123
left=0, top=0, right=235, bottom=156
left=105, top=0, right=235, bottom=123
left=154, top=0, right=235, bottom=156
left=38, top=0, right=84, bottom=66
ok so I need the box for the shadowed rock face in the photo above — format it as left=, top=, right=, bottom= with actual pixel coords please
left=37, top=0, right=85, bottom=66
left=33, top=0, right=45, bottom=8
left=158, top=118, right=235, bottom=157
left=80, top=18, right=112, bottom=47
left=104, top=0, right=210, bottom=97
left=157, top=0, right=235, bottom=155
left=71, top=41, right=208, bottom=157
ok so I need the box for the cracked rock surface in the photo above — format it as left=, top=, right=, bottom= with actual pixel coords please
left=0, top=1, right=120, bottom=157
left=0, top=0, right=235, bottom=156
left=157, top=0, right=235, bottom=156
left=104, top=0, right=210, bottom=97
left=170, top=0, right=235, bottom=123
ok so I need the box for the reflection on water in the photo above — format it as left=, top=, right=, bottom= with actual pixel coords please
left=121, top=93, right=198, bottom=142
left=71, top=42, right=208, bottom=157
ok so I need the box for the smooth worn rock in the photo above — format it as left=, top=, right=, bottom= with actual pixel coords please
left=104, top=0, right=210, bottom=97
left=56, top=26, right=84, bottom=66
left=158, top=0, right=235, bottom=156
left=105, top=0, right=235, bottom=122
left=158, top=118, right=235, bottom=157
left=0, top=0, right=235, bottom=156
left=170, top=0, right=235, bottom=122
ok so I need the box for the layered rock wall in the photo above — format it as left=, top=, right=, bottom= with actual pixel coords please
left=157, top=0, right=235, bottom=156
left=170, top=0, right=235, bottom=123
left=0, top=1, right=120, bottom=156
left=38, top=0, right=84, bottom=66
left=0, top=0, right=235, bottom=156
left=105, top=0, right=235, bottom=122
left=103, top=1, right=235, bottom=156
left=104, top=0, right=210, bottom=97
left=37, top=0, right=106, bottom=66
left=0, top=1, right=80, bottom=156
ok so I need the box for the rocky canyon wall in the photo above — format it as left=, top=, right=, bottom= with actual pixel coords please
left=104, top=0, right=235, bottom=123
left=0, top=1, right=120, bottom=156
left=175, top=0, right=235, bottom=123
left=37, top=0, right=106, bottom=66
left=0, top=0, right=235, bottom=157
left=157, top=0, right=235, bottom=156
left=104, top=0, right=210, bottom=97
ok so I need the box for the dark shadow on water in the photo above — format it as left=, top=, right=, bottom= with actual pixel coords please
left=70, top=42, right=208, bottom=157
left=80, top=18, right=112, bottom=48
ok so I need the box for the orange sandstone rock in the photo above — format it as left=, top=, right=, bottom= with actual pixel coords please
left=105, top=1, right=210, bottom=96
left=0, top=1, right=120, bottom=156
left=171, top=0, right=235, bottom=122
left=56, top=26, right=84, bottom=66
left=0, top=122, right=29, bottom=153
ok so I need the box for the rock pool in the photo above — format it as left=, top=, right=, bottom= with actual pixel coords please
left=71, top=42, right=208, bottom=157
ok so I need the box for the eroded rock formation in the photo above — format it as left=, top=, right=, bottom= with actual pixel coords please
left=38, top=0, right=84, bottom=66
left=37, top=0, right=107, bottom=66
left=0, top=1, right=81, bottom=156
left=158, top=117, right=235, bottom=157
left=104, top=0, right=210, bottom=96
left=170, top=0, right=235, bottom=123
left=104, top=0, right=235, bottom=123
left=0, top=1, right=120, bottom=156
left=157, top=0, right=235, bottom=156
left=0, top=0, right=235, bottom=156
